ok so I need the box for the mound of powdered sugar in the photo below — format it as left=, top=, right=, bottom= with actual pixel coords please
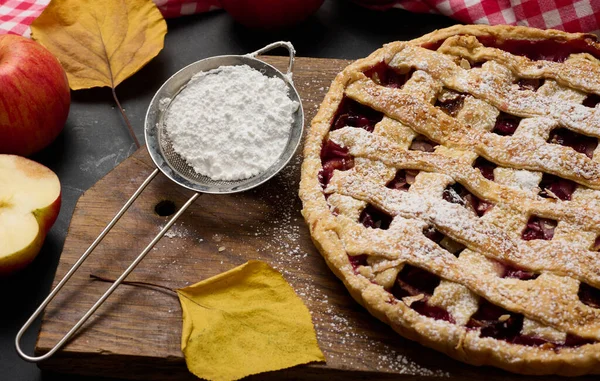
left=164, top=64, right=299, bottom=181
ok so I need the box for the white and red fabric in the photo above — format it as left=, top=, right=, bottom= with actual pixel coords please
left=0, top=0, right=221, bottom=37
left=153, top=0, right=221, bottom=18
left=1, top=0, right=599, bottom=37
left=0, top=0, right=49, bottom=37
left=359, top=0, right=600, bottom=35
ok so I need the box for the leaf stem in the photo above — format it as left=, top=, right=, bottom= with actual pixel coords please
left=89, top=273, right=176, bottom=295
left=111, top=87, right=141, bottom=148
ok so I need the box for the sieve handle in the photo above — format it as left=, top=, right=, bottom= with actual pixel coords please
left=248, top=41, right=295, bottom=76
left=15, top=169, right=199, bottom=362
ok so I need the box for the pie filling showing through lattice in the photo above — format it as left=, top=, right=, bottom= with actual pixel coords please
left=304, top=26, right=600, bottom=373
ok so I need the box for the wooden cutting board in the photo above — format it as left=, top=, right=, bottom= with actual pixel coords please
left=36, top=56, right=592, bottom=381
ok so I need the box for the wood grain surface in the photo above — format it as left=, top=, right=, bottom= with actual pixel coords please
left=36, top=56, right=592, bottom=380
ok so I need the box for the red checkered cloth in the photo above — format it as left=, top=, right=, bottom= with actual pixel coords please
left=0, top=0, right=50, bottom=37
left=1, top=0, right=599, bottom=37
left=154, top=0, right=221, bottom=18
left=0, top=0, right=222, bottom=37
left=356, top=0, right=600, bottom=35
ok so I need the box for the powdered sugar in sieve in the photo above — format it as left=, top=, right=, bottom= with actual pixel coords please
left=163, top=64, right=299, bottom=181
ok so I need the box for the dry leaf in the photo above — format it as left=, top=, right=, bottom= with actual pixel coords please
left=177, top=260, right=325, bottom=381
left=30, top=0, right=167, bottom=90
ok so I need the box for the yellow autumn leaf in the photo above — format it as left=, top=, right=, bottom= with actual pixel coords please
left=177, top=260, right=325, bottom=381
left=30, top=0, right=167, bottom=90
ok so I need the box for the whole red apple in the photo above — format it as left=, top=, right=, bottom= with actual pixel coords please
left=0, top=34, right=70, bottom=156
left=0, top=154, right=61, bottom=275
left=221, top=0, right=325, bottom=29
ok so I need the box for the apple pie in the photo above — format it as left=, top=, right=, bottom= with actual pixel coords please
left=300, top=25, right=600, bottom=375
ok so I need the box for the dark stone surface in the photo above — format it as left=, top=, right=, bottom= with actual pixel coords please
left=0, top=1, right=454, bottom=380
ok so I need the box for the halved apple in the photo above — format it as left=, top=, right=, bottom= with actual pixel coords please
left=0, top=155, right=61, bottom=275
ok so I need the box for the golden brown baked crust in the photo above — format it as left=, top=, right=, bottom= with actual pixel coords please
left=299, top=25, right=600, bottom=376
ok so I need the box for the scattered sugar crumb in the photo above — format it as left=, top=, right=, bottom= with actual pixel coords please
left=158, top=223, right=190, bottom=239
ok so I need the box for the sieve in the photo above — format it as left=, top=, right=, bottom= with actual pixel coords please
left=16, top=41, right=303, bottom=362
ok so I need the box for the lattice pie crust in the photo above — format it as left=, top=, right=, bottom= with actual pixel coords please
left=300, top=25, right=600, bottom=375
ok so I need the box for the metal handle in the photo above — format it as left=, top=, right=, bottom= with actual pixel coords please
left=247, top=41, right=296, bottom=77
left=15, top=168, right=199, bottom=362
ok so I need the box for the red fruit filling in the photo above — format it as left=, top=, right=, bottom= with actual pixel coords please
left=410, top=300, right=455, bottom=323
left=548, top=128, right=598, bottom=159
left=521, top=216, right=557, bottom=241
left=467, top=299, right=524, bottom=340
left=443, top=183, right=494, bottom=217
left=578, top=282, right=600, bottom=309
left=386, top=169, right=419, bottom=191
left=470, top=60, right=486, bottom=68
left=360, top=204, right=393, bottom=230
left=501, top=262, right=539, bottom=280
left=391, top=265, right=455, bottom=323
left=435, top=93, right=466, bottom=117
left=591, top=236, right=600, bottom=251
left=539, top=173, right=577, bottom=201
left=583, top=94, right=600, bottom=108
left=492, top=112, right=521, bottom=136
left=516, top=78, right=544, bottom=91
left=409, top=135, right=438, bottom=152
left=467, top=299, right=594, bottom=348
left=348, top=254, right=368, bottom=271
left=476, top=35, right=600, bottom=62
left=473, top=157, right=497, bottom=181
left=364, top=62, right=415, bottom=88
left=423, top=226, right=445, bottom=244
left=423, top=226, right=465, bottom=256
left=332, top=97, right=384, bottom=133
left=395, top=265, right=441, bottom=296
left=319, top=140, right=354, bottom=188
left=562, top=334, right=595, bottom=348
